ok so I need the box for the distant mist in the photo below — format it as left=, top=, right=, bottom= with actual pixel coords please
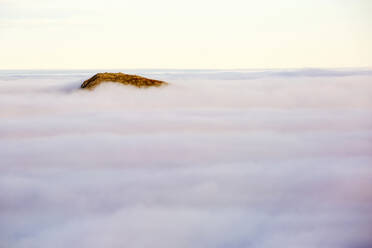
left=1, top=69, right=372, bottom=248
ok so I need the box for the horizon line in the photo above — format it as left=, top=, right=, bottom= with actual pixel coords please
left=1, top=66, right=372, bottom=71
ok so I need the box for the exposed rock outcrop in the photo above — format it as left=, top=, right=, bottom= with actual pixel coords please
left=81, top=72, right=167, bottom=89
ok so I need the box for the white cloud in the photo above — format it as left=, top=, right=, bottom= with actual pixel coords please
left=0, top=69, right=372, bottom=248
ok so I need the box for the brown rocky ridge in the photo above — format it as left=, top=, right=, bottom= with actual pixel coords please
left=80, top=72, right=168, bottom=89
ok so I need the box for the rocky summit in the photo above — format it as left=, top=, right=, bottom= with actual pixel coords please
left=80, top=72, right=167, bottom=89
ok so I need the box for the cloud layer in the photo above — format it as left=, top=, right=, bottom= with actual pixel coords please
left=1, top=69, right=372, bottom=248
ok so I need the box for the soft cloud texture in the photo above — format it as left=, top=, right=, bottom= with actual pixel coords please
left=0, top=69, right=372, bottom=248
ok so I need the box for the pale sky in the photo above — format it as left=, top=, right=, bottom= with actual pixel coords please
left=0, top=0, right=371, bottom=69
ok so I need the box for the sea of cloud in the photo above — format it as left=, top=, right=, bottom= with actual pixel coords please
left=0, top=69, right=372, bottom=248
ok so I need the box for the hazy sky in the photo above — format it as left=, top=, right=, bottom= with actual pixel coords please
left=1, top=0, right=371, bottom=69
